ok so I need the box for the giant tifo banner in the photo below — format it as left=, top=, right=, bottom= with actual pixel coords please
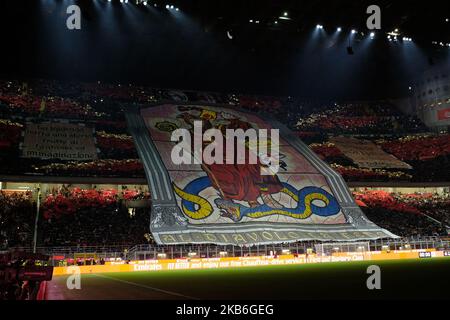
left=330, top=137, right=411, bottom=170
left=128, top=104, right=396, bottom=245
left=21, top=122, right=97, bottom=160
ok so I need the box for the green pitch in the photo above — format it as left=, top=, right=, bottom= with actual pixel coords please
left=47, top=258, right=450, bottom=300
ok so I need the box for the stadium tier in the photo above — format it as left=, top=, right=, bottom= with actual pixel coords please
left=1, top=80, right=449, bottom=181
left=0, top=79, right=449, bottom=250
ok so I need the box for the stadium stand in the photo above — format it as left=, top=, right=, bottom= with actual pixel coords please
left=354, top=191, right=449, bottom=237
left=0, top=79, right=449, bottom=250
left=0, top=191, right=35, bottom=248
left=1, top=79, right=449, bottom=183
left=39, top=188, right=151, bottom=247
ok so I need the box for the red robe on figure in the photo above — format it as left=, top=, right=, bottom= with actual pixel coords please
left=200, top=117, right=283, bottom=203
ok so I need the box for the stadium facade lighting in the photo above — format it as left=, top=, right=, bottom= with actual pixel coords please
left=165, top=4, right=169, bottom=9
left=351, top=29, right=357, bottom=34
left=283, top=12, right=288, bottom=17
left=316, top=24, right=323, bottom=29
left=370, top=32, right=375, bottom=38
left=337, top=27, right=342, bottom=32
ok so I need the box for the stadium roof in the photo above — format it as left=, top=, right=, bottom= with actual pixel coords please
left=0, top=0, right=449, bottom=99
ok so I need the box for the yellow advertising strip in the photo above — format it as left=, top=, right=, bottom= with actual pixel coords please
left=52, top=249, right=448, bottom=276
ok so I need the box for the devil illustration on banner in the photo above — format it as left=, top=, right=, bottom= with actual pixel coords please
left=156, top=106, right=341, bottom=223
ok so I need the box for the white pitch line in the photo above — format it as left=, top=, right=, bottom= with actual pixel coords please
left=93, top=273, right=199, bottom=300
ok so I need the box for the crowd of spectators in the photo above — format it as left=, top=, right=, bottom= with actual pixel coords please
left=1, top=78, right=449, bottom=183
left=39, top=188, right=151, bottom=247
left=307, top=134, right=450, bottom=182
left=353, top=190, right=449, bottom=237
left=0, top=119, right=22, bottom=150
left=0, top=79, right=146, bottom=178
left=32, top=159, right=144, bottom=178
left=96, top=131, right=138, bottom=160
left=397, top=193, right=450, bottom=227
left=1, top=187, right=152, bottom=249
left=332, top=164, right=412, bottom=182
left=0, top=191, right=35, bottom=249
left=294, top=102, right=428, bottom=135
left=377, top=134, right=450, bottom=181
left=1, top=187, right=448, bottom=250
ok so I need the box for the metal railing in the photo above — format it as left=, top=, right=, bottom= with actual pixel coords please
left=8, top=236, right=447, bottom=264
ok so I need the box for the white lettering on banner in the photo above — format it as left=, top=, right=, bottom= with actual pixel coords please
left=22, top=123, right=97, bottom=160
left=330, top=136, right=411, bottom=169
